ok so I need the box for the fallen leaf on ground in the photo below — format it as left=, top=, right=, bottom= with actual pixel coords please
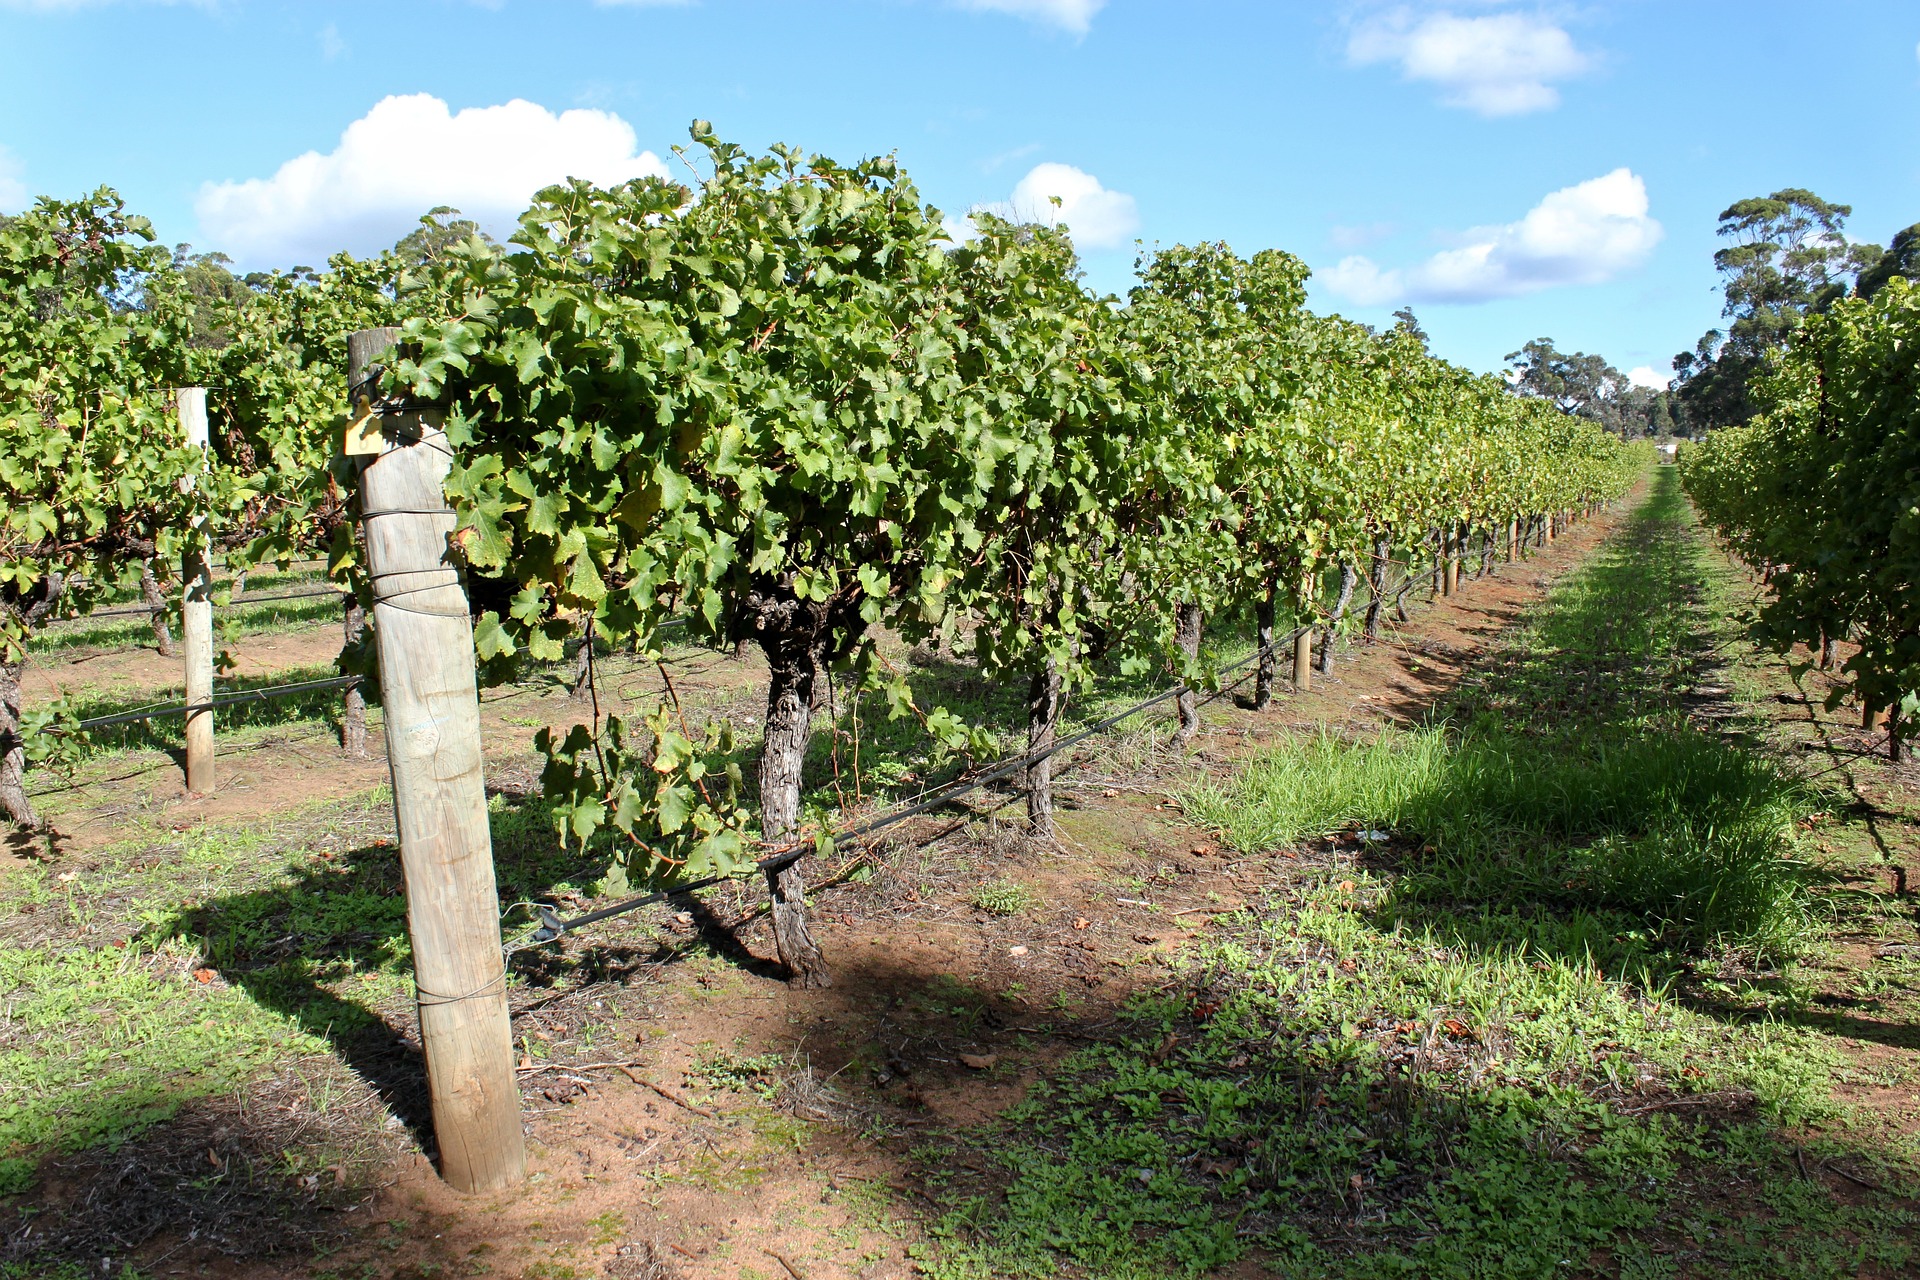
left=192, top=968, right=215, bottom=983
left=1008, top=945, right=1028, bottom=957
left=1072, top=917, right=1091, bottom=930
left=958, top=1053, right=998, bottom=1070
left=1133, top=934, right=1158, bottom=945
left=1442, top=1018, right=1471, bottom=1037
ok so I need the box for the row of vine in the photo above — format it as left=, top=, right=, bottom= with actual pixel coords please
left=1, top=126, right=1643, bottom=984
left=1681, top=275, right=1920, bottom=752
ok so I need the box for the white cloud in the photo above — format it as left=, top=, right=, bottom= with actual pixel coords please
left=0, top=146, right=25, bottom=212
left=950, top=0, right=1105, bottom=35
left=1627, top=364, right=1672, bottom=391
left=1348, top=9, right=1588, bottom=116
left=1320, top=168, right=1662, bottom=306
left=317, top=22, right=345, bottom=62
left=981, top=141, right=1042, bottom=173
left=951, top=162, right=1139, bottom=250
left=1328, top=221, right=1396, bottom=251
left=195, top=94, right=669, bottom=266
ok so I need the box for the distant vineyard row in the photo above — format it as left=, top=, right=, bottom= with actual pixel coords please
left=1681, top=276, right=1920, bottom=750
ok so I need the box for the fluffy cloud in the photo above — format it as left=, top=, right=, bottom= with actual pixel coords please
left=1348, top=9, right=1588, bottom=116
left=950, top=0, right=1105, bottom=35
left=1321, top=169, right=1662, bottom=306
left=195, top=94, right=669, bottom=266
left=951, top=162, right=1139, bottom=250
left=1627, top=364, right=1672, bottom=391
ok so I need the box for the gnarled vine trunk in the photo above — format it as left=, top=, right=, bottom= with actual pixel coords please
left=1173, top=602, right=1203, bottom=744
left=1318, top=562, right=1357, bottom=676
left=745, top=583, right=863, bottom=989
left=0, top=660, right=32, bottom=829
left=570, top=621, right=594, bottom=703
left=1253, top=586, right=1277, bottom=709
left=1025, top=657, right=1063, bottom=836
left=1, top=574, right=63, bottom=829
left=1364, top=535, right=1389, bottom=640
left=342, top=597, right=369, bottom=758
left=140, top=560, right=174, bottom=657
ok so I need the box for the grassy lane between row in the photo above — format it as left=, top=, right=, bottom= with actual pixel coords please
left=916, top=466, right=1917, bottom=1279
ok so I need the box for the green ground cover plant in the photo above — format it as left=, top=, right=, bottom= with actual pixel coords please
left=918, top=468, right=1913, bottom=1279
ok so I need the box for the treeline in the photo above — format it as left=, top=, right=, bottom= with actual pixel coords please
left=1, top=127, right=1642, bottom=983
left=1672, top=189, right=1917, bottom=434
left=1682, top=275, right=1920, bottom=752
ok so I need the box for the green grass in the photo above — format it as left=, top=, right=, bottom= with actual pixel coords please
left=969, top=879, right=1041, bottom=916
left=913, top=468, right=1914, bottom=1278
left=0, top=789, right=625, bottom=1205
left=1186, top=723, right=1819, bottom=968
left=28, top=567, right=344, bottom=656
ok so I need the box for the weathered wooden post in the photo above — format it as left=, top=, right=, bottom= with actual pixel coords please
left=1506, top=517, right=1518, bottom=564
left=178, top=389, right=215, bottom=794
left=1293, top=572, right=1314, bottom=691
left=345, top=328, right=525, bottom=1194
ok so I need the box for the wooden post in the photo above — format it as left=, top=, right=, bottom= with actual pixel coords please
left=1506, top=518, right=1518, bottom=564
left=178, top=389, right=215, bottom=795
left=346, top=328, right=525, bottom=1194
left=1293, top=572, right=1313, bottom=691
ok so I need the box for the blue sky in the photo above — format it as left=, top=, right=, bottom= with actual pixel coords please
left=3, top=0, right=1916, bottom=383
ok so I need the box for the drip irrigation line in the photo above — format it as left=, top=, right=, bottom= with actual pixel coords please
left=520, top=622, right=1313, bottom=950
left=73, top=675, right=362, bottom=732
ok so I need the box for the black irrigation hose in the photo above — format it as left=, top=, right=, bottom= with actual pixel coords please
left=522, top=622, right=1313, bottom=948
left=73, top=675, right=362, bottom=732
